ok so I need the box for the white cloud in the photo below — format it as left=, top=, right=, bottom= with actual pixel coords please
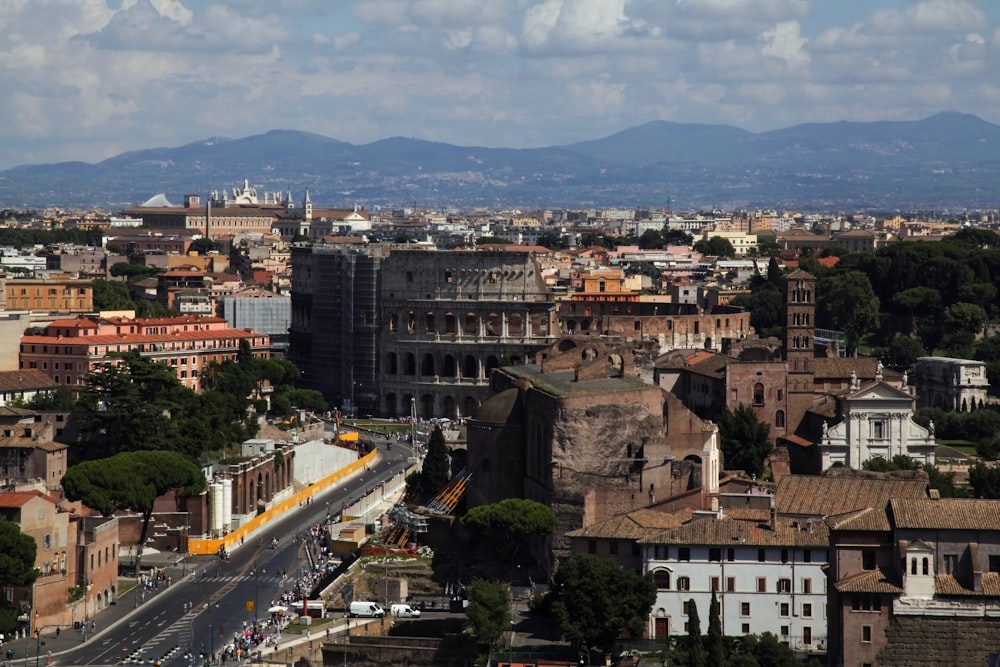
left=0, top=0, right=999, bottom=174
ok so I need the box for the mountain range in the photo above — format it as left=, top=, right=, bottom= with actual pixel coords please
left=1, top=112, right=998, bottom=211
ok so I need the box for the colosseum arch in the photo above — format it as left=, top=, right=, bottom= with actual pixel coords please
left=485, top=355, right=500, bottom=377
left=464, top=312, right=478, bottom=335
left=385, top=352, right=398, bottom=375
left=486, top=313, right=501, bottom=336
left=444, top=312, right=456, bottom=335
left=508, top=313, right=524, bottom=336
left=420, top=394, right=434, bottom=419
left=425, top=312, right=435, bottom=334
left=422, top=353, right=436, bottom=376
left=404, top=353, right=416, bottom=376
left=384, top=393, right=397, bottom=417
left=444, top=396, right=457, bottom=419
left=443, top=354, right=457, bottom=377
left=557, top=339, right=578, bottom=353
left=464, top=396, right=478, bottom=418
left=463, top=355, right=478, bottom=380
left=608, top=353, right=624, bottom=377
left=389, top=313, right=399, bottom=333
left=407, top=311, right=416, bottom=333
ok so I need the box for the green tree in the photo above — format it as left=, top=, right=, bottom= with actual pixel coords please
left=707, top=592, right=725, bottom=667
left=110, top=262, right=160, bottom=281
left=462, top=499, right=557, bottom=570
left=662, top=229, right=694, bottom=246
left=422, top=426, right=451, bottom=495
left=969, top=462, right=1000, bottom=499
left=878, top=334, right=927, bottom=370
left=686, top=598, right=705, bottom=667
left=693, top=237, right=736, bottom=258
left=23, top=385, right=76, bottom=411
left=728, top=632, right=802, bottom=667
left=465, top=579, right=511, bottom=648
left=536, top=232, right=563, bottom=250
left=190, top=238, right=221, bottom=255
left=62, top=450, right=206, bottom=572
left=816, top=271, right=880, bottom=355
left=549, top=554, right=656, bottom=652
left=0, top=520, right=38, bottom=588
left=716, top=405, right=772, bottom=477
left=638, top=229, right=663, bottom=249
left=92, top=278, right=136, bottom=311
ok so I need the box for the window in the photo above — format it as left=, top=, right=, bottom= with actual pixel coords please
left=740, top=602, right=751, bottom=617
left=803, top=627, right=812, bottom=645
left=726, top=577, right=735, bottom=592
left=775, top=410, right=785, bottom=428
left=43, top=534, right=52, bottom=550
left=989, top=555, right=1000, bottom=573
left=653, top=571, right=670, bottom=590
left=780, top=626, right=789, bottom=637
left=922, top=557, right=929, bottom=575
left=781, top=548, right=789, bottom=564
left=753, top=382, right=765, bottom=406
left=802, top=578, right=812, bottom=594
left=758, top=548, right=766, bottom=563
left=677, top=577, right=690, bottom=591
left=678, top=547, right=690, bottom=561
left=727, top=548, right=735, bottom=562
left=777, top=389, right=784, bottom=401
left=862, top=550, right=876, bottom=570
left=779, top=602, right=789, bottom=617
left=944, top=553, right=958, bottom=575
left=683, top=600, right=694, bottom=616
left=711, top=576, right=720, bottom=592
left=709, top=548, right=721, bottom=562
left=862, top=626, right=872, bottom=643
left=654, top=545, right=667, bottom=560
left=757, top=577, right=767, bottom=593
left=802, top=603, right=813, bottom=618
left=872, top=420, right=885, bottom=439
left=741, top=623, right=750, bottom=634
left=778, top=578, right=791, bottom=593
left=803, top=549, right=811, bottom=563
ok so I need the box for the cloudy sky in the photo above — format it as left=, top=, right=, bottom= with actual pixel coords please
left=2, top=0, right=999, bottom=170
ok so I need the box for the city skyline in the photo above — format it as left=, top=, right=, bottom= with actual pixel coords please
left=2, top=0, right=1000, bottom=170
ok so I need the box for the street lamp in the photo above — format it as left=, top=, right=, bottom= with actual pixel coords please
left=34, top=637, right=45, bottom=667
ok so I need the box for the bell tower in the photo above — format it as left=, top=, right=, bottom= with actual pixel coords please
left=783, top=269, right=817, bottom=435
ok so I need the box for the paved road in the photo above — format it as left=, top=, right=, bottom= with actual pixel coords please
left=34, top=440, right=414, bottom=667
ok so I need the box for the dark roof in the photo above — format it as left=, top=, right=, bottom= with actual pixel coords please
left=774, top=475, right=927, bottom=517
left=642, top=515, right=829, bottom=547
left=825, top=507, right=892, bottom=532
left=890, top=498, right=1000, bottom=530
left=834, top=567, right=903, bottom=594
left=470, top=388, right=520, bottom=424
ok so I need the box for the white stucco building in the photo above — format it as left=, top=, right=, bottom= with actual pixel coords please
left=641, top=511, right=830, bottom=653
left=819, top=378, right=935, bottom=469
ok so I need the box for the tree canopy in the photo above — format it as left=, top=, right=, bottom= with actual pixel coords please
left=716, top=405, right=772, bottom=478
left=407, top=426, right=451, bottom=501
left=465, top=579, right=512, bottom=648
left=549, top=554, right=656, bottom=652
left=62, top=450, right=206, bottom=571
left=462, top=499, right=557, bottom=569
left=693, top=236, right=736, bottom=258
left=816, top=271, right=880, bottom=355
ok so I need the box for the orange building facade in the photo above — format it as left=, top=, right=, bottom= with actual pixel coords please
left=19, top=314, right=270, bottom=391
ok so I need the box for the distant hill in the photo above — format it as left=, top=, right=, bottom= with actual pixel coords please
left=2, top=112, right=998, bottom=210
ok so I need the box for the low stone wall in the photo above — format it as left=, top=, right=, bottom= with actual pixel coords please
left=878, top=615, right=1000, bottom=666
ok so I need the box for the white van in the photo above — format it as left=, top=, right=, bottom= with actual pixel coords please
left=390, top=604, right=421, bottom=618
left=349, top=601, right=385, bottom=618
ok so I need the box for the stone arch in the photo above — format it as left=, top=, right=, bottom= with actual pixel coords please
left=443, top=354, right=457, bottom=377
left=486, top=313, right=501, bottom=336
left=385, top=352, right=398, bottom=375
left=464, top=396, right=478, bottom=418
left=402, top=394, right=414, bottom=416
left=420, top=394, right=434, bottom=419
left=509, top=355, right=523, bottom=366
left=425, top=311, right=435, bottom=334
left=421, top=353, right=436, bottom=376
left=508, top=313, right=524, bottom=336
left=404, top=353, right=416, bottom=376
left=775, top=410, right=785, bottom=428
left=579, top=319, right=591, bottom=332
left=464, top=312, right=478, bottom=335
left=581, top=346, right=599, bottom=361
left=388, top=313, right=398, bottom=333
left=444, top=396, right=457, bottom=419
left=485, top=355, right=499, bottom=378
left=557, top=338, right=578, bottom=352
left=444, top=312, right=456, bottom=335
left=608, top=353, right=624, bottom=377
left=384, top=393, right=397, bottom=417
left=532, top=313, right=549, bottom=336
left=463, top=355, right=478, bottom=379
left=565, top=319, right=578, bottom=334
left=407, top=311, right=416, bottom=333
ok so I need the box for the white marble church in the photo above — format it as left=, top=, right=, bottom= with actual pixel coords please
left=818, top=369, right=935, bottom=469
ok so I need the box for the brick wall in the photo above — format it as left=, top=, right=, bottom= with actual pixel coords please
left=877, top=615, right=1000, bottom=666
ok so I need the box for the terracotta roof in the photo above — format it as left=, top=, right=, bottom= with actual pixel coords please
left=834, top=567, right=903, bottom=594
left=566, top=508, right=693, bottom=540
left=816, top=256, right=840, bottom=268
left=890, top=498, right=1000, bottom=530
left=774, top=475, right=927, bottom=517
left=24, top=329, right=258, bottom=347
left=0, top=490, right=57, bottom=508
left=935, top=573, right=1000, bottom=597
left=812, top=356, right=879, bottom=379
left=825, top=507, right=892, bottom=532
left=0, top=371, right=58, bottom=392
left=642, top=515, right=829, bottom=547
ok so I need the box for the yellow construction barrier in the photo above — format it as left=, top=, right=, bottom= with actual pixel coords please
left=187, top=449, right=377, bottom=555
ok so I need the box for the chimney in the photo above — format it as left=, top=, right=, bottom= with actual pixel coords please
left=769, top=506, right=777, bottom=531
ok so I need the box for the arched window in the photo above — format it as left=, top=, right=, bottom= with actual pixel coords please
left=753, top=383, right=765, bottom=406
left=404, top=353, right=416, bottom=376
left=653, top=570, right=671, bottom=590
left=421, top=353, right=435, bottom=376
left=406, top=311, right=416, bottom=333
left=425, top=312, right=435, bottom=334
left=386, top=352, right=398, bottom=375
left=388, top=313, right=398, bottom=333
left=911, top=558, right=918, bottom=575
left=444, top=312, right=456, bottom=335
left=464, top=313, right=478, bottom=335
left=922, top=557, right=929, bottom=575
left=775, top=410, right=785, bottom=428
